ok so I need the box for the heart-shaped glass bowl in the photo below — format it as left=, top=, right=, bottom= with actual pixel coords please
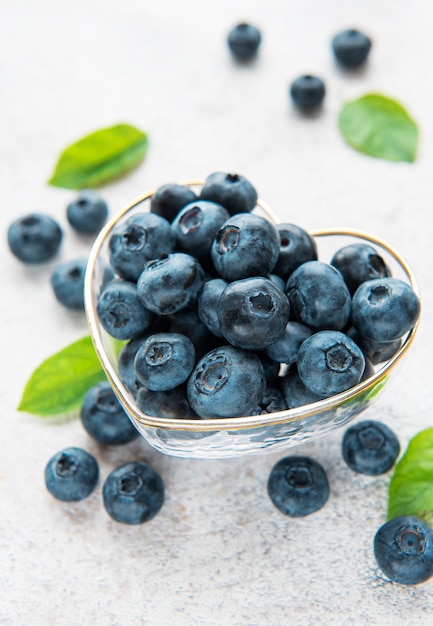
left=85, top=181, right=420, bottom=459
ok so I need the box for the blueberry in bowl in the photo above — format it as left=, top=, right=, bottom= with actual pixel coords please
left=84, top=180, right=420, bottom=459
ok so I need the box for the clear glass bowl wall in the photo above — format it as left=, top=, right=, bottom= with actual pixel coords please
left=85, top=181, right=420, bottom=459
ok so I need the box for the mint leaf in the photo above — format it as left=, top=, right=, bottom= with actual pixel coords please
left=338, top=93, right=419, bottom=163
left=18, top=336, right=106, bottom=417
left=48, top=123, right=148, bottom=189
left=388, top=428, right=433, bottom=524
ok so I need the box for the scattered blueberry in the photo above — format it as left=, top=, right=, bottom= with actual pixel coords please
left=342, top=420, right=400, bottom=475
left=97, top=279, right=153, bottom=340
left=66, top=190, right=108, bottom=234
left=331, top=243, right=390, bottom=295
left=200, top=172, right=258, bottom=215
left=227, top=23, right=262, bottom=62
left=50, top=257, right=87, bottom=310
left=267, top=456, right=329, bottom=517
left=151, top=183, right=198, bottom=223
left=8, top=213, right=62, bottom=264
left=103, top=461, right=164, bottom=525
left=332, top=29, right=372, bottom=69
left=374, top=516, right=433, bottom=585
left=81, top=381, right=138, bottom=445
left=290, top=75, right=326, bottom=111
left=45, top=447, right=99, bottom=502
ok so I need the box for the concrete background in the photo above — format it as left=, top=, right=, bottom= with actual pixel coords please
left=1, top=1, right=433, bottom=624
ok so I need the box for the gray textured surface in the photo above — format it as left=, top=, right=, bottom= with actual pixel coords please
left=1, top=1, right=433, bottom=624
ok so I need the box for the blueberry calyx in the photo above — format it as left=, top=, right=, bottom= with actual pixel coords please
left=194, top=354, right=230, bottom=395
left=215, top=225, right=240, bottom=254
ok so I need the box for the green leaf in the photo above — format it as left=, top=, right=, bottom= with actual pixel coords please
left=338, top=93, right=419, bottom=163
left=18, top=336, right=106, bottom=417
left=48, top=123, right=148, bottom=189
left=388, top=428, right=433, bottom=524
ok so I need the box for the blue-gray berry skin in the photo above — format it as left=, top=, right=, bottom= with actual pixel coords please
left=259, top=383, right=288, bottom=414
left=290, top=75, right=326, bottom=110
left=297, top=330, right=365, bottom=397
left=273, top=223, right=318, bottom=280
left=227, top=23, right=262, bottom=61
left=265, top=321, right=313, bottom=365
left=187, top=345, right=266, bottom=418
left=109, top=212, right=175, bottom=281
left=268, top=456, right=329, bottom=517
left=81, top=381, right=138, bottom=445
left=200, top=172, right=258, bottom=215
left=171, top=200, right=229, bottom=260
left=286, top=261, right=352, bottom=331
left=351, top=278, right=420, bottom=342
left=198, top=278, right=228, bottom=337
left=211, top=213, right=280, bottom=281
left=103, top=462, right=164, bottom=525
left=97, top=279, right=153, bottom=340
left=136, top=385, right=200, bottom=419
left=50, top=257, right=87, bottom=310
left=332, top=29, right=372, bottom=69
left=280, top=369, right=324, bottom=408
left=137, top=253, right=205, bottom=315
left=168, top=307, right=217, bottom=359
left=374, top=517, right=433, bottom=585
left=342, top=420, right=400, bottom=475
left=134, top=332, right=195, bottom=391
left=347, top=326, right=401, bottom=365
left=8, top=213, right=62, bottom=264
left=331, top=243, right=390, bottom=295
left=268, top=274, right=286, bottom=293
left=151, top=183, right=198, bottom=223
left=45, top=447, right=99, bottom=502
left=66, top=190, right=108, bottom=234
left=218, top=277, right=290, bottom=350
left=118, top=336, right=146, bottom=396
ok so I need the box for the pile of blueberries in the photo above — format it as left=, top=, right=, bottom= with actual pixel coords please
left=227, top=24, right=373, bottom=111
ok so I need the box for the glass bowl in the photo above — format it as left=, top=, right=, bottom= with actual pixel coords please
left=84, top=181, right=420, bottom=459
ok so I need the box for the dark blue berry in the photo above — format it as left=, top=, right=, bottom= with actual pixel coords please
left=168, top=307, right=216, bottom=359
left=297, top=330, right=365, bottom=397
left=118, top=336, right=146, bottom=396
left=259, top=383, right=288, bottom=414
left=187, top=345, right=265, bottom=418
left=134, top=332, right=195, bottom=391
left=374, top=516, right=433, bottom=585
left=351, top=278, right=420, bottom=342
left=280, top=369, right=324, bottom=408
left=332, top=29, right=372, bottom=69
left=8, top=213, right=62, bottom=264
left=81, top=381, right=138, bottom=445
left=198, top=278, right=228, bottom=337
left=273, top=223, right=318, bottom=280
left=97, top=279, right=153, bottom=340
left=136, top=385, right=199, bottom=419
left=331, top=243, right=390, bottom=295
left=342, top=420, right=400, bottom=475
left=171, top=200, right=229, bottom=260
left=66, top=190, right=108, bottom=234
left=347, top=326, right=402, bottom=365
left=151, top=183, right=198, bottom=222
left=200, top=172, right=258, bottom=215
left=45, top=447, right=99, bottom=502
left=218, top=277, right=290, bottom=350
left=50, top=257, right=87, bottom=310
left=290, top=75, right=326, bottom=110
left=103, top=461, right=164, bottom=525
left=265, top=321, right=313, bottom=365
left=227, top=23, right=262, bottom=62
left=267, top=456, right=329, bottom=517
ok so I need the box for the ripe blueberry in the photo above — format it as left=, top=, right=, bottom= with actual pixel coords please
left=97, top=279, right=153, bottom=340
left=290, top=75, right=326, bottom=110
left=200, top=172, right=258, bottom=215
left=227, top=23, right=262, bottom=62
left=66, top=190, right=108, bottom=234
left=342, top=420, right=400, bottom=475
left=331, top=243, right=390, bottom=295
left=8, top=213, right=62, bottom=264
left=273, top=223, right=318, bottom=280
left=151, top=183, right=198, bottom=223
left=332, top=29, right=372, bottom=69
left=50, top=257, right=87, bottom=310
left=45, top=447, right=99, bottom=502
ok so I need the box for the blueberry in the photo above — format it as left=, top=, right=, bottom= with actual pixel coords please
left=259, top=382, right=288, bottom=414
left=227, top=23, right=262, bottom=62
left=200, top=172, right=258, bottom=215
left=347, top=326, right=402, bottom=365
left=187, top=345, right=266, bottom=418
left=45, top=447, right=99, bottom=502
left=290, top=75, right=326, bottom=111
left=109, top=212, right=175, bottom=281
left=297, top=330, right=365, bottom=397
left=265, top=321, right=313, bottom=365
left=118, top=336, right=146, bottom=396
left=151, top=183, right=198, bottom=223
left=280, top=369, right=324, bottom=408
left=342, top=420, right=400, bottom=475
left=102, top=461, right=164, bottom=525
left=198, top=278, right=228, bottom=337
left=66, top=190, right=108, bottom=234
left=211, top=213, right=280, bottom=281
left=7, top=213, right=62, bottom=264
left=332, top=29, right=372, bottom=69
left=286, top=260, right=351, bottom=331
left=168, top=307, right=216, bottom=359
left=218, top=277, right=290, bottom=350
left=273, top=223, right=318, bottom=280
left=81, top=381, right=138, bottom=445
left=50, top=257, right=87, bottom=310
left=351, top=278, right=420, bottom=342
left=374, top=516, right=433, bottom=585
left=97, top=279, right=153, bottom=340
left=331, top=243, right=390, bottom=295
left=267, top=456, right=329, bottom=517
left=134, top=332, right=195, bottom=391
left=171, top=200, right=229, bottom=260
left=136, top=385, right=199, bottom=419
left=267, top=273, right=286, bottom=292
left=137, top=253, right=205, bottom=315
